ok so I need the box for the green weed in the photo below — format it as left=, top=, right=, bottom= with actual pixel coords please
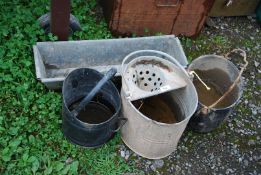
left=0, top=0, right=133, bottom=174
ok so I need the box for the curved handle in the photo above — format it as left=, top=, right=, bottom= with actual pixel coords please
left=71, top=68, right=117, bottom=118
left=121, top=50, right=188, bottom=96
left=224, top=48, right=247, bottom=62
left=205, top=49, right=248, bottom=110
left=111, top=117, right=127, bottom=133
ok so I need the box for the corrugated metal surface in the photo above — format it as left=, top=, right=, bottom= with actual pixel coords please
left=209, top=0, right=260, bottom=17
left=100, top=0, right=214, bottom=37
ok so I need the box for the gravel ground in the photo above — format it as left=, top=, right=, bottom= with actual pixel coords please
left=119, top=16, right=261, bottom=175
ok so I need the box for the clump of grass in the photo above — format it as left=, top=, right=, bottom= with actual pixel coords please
left=0, top=0, right=133, bottom=174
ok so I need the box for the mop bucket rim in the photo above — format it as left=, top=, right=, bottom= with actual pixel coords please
left=121, top=84, right=197, bottom=127
left=121, top=50, right=188, bottom=75
left=121, top=50, right=198, bottom=125
left=188, top=54, right=244, bottom=111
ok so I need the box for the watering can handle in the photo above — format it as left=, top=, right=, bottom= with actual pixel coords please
left=205, top=49, right=248, bottom=110
left=121, top=50, right=188, bottom=96
left=71, top=68, right=117, bottom=118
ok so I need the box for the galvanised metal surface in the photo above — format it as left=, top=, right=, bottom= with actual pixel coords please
left=120, top=50, right=198, bottom=159
left=121, top=50, right=188, bottom=101
left=33, top=35, right=188, bottom=89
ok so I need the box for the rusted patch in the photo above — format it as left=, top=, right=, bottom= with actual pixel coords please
left=45, top=63, right=59, bottom=69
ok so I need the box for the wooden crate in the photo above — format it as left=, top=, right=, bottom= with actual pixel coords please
left=100, top=0, right=214, bottom=37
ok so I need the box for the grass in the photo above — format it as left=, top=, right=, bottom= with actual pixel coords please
left=0, top=0, right=135, bottom=174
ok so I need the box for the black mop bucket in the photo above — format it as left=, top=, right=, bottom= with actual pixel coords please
left=188, top=49, right=248, bottom=133
left=62, top=68, right=125, bottom=148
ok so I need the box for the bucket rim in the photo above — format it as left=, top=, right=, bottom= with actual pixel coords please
left=64, top=93, right=121, bottom=127
left=62, top=68, right=121, bottom=127
left=122, top=82, right=198, bottom=126
left=188, top=54, right=243, bottom=111
left=188, top=54, right=240, bottom=72
left=63, top=91, right=121, bottom=127
left=125, top=99, right=187, bottom=126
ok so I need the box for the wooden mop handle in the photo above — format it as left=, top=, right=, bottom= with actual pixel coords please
left=206, top=48, right=248, bottom=110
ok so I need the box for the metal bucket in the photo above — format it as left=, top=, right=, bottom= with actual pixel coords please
left=62, top=68, right=125, bottom=148
left=188, top=49, right=248, bottom=133
left=120, top=50, right=198, bottom=159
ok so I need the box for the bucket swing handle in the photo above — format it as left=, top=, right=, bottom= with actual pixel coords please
left=121, top=50, right=188, bottom=97
left=110, top=117, right=127, bottom=132
left=189, top=71, right=211, bottom=91
left=202, top=48, right=248, bottom=112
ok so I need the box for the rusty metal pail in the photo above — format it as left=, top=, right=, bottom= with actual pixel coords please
left=188, top=49, right=248, bottom=133
left=120, top=50, right=198, bottom=159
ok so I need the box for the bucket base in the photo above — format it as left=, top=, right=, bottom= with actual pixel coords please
left=188, top=108, right=232, bottom=133
left=121, top=135, right=175, bottom=159
left=63, top=129, right=115, bottom=148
